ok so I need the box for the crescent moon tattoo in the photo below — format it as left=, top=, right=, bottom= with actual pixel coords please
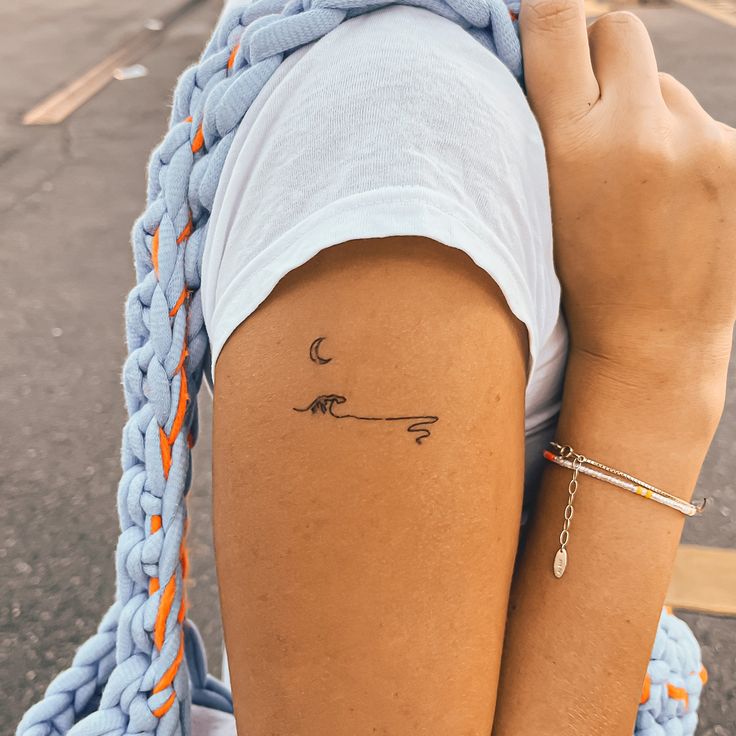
left=293, top=394, right=439, bottom=445
left=309, top=336, right=332, bottom=364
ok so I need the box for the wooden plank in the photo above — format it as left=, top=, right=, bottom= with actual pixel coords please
left=666, top=544, right=736, bottom=617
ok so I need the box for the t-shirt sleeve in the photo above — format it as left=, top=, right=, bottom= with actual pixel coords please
left=201, top=6, right=561, bottom=391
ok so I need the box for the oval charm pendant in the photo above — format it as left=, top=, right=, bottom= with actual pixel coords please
left=553, top=548, right=568, bottom=578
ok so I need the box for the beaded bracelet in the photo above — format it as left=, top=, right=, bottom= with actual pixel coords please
left=543, top=442, right=707, bottom=578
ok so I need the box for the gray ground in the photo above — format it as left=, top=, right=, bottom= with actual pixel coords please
left=1, top=0, right=734, bottom=732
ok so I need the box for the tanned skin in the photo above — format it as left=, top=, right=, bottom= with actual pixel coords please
left=214, top=236, right=529, bottom=734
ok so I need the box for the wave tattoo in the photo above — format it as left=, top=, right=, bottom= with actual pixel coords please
left=295, top=337, right=438, bottom=444
left=293, top=394, right=438, bottom=444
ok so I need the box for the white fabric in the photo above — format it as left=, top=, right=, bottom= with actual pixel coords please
left=202, top=4, right=567, bottom=423
left=191, top=703, right=237, bottom=734
left=197, top=5, right=569, bottom=732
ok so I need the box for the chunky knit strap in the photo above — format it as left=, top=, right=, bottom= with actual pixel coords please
left=16, top=2, right=705, bottom=735
left=16, top=604, right=119, bottom=736
left=636, top=607, right=708, bottom=736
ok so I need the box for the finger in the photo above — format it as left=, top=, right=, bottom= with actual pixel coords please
left=659, top=72, right=710, bottom=119
left=520, top=0, right=600, bottom=127
left=588, top=11, right=662, bottom=106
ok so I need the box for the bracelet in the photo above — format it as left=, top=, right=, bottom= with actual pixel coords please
left=543, top=442, right=707, bottom=579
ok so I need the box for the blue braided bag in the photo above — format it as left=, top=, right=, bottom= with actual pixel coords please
left=15, top=1, right=707, bottom=734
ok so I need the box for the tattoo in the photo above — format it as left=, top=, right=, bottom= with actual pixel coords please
left=309, top=336, right=332, bottom=364
left=293, top=394, right=438, bottom=444
left=294, top=337, right=439, bottom=445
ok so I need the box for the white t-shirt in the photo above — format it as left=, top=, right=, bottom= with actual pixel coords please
left=197, top=5, right=569, bottom=730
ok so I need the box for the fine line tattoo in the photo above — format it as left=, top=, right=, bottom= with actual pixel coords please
left=293, top=394, right=439, bottom=445
left=294, top=337, right=439, bottom=444
left=309, top=336, right=332, bottom=364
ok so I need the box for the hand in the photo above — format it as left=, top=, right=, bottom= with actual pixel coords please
left=520, top=0, right=736, bottom=371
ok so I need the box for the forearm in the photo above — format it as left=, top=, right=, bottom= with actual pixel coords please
left=499, top=0, right=736, bottom=726
left=492, top=343, right=731, bottom=736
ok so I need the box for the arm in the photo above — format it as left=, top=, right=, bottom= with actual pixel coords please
left=493, top=1, right=736, bottom=733
left=212, top=235, right=529, bottom=734
left=493, top=346, right=729, bottom=735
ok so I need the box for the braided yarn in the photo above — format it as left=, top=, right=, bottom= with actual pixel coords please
left=15, top=1, right=707, bottom=735
left=636, top=608, right=708, bottom=736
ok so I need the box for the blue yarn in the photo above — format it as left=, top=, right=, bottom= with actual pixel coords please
left=15, top=1, right=706, bottom=734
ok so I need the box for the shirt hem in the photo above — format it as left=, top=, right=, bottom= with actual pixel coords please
left=205, top=186, right=544, bottom=390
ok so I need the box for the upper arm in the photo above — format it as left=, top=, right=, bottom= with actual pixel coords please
left=212, top=235, right=529, bottom=734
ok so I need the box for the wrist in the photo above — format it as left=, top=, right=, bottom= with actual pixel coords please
left=566, top=309, right=733, bottom=374
left=557, top=348, right=726, bottom=494
left=566, top=336, right=730, bottom=428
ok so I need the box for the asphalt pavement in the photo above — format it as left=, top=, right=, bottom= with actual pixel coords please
left=1, top=0, right=734, bottom=732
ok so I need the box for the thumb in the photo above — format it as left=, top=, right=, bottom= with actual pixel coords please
left=520, top=0, right=600, bottom=127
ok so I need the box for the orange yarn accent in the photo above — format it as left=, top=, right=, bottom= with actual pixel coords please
left=159, top=427, right=172, bottom=478
left=175, top=344, right=189, bottom=374
left=228, top=43, right=240, bottom=70
left=169, top=289, right=189, bottom=318
left=177, top=587, right=187, bottom=624
left=509, top=9, right=518, bottom=20
left=187, top=431, right=195, bottom=449
left=152, top=228, right=160, bottom=277
left=154, top=215, right=192, bottom=284
left=154, top=577, right=177, bottom=651
left=191, top=125, right=205, bottom=153
left=148, top=516, right=164, bottom=592
left=179, top=513, right=189, bottom=620
left=640, top=674, right=651, bottom=705
left=700, top=665, right=708, bottom=685
left=177, top=513, right=189, bottom=623
left=667, top=683, right=689, bottom=709
left=150, top=513, right=188, bottom=714
left=152, top=692, right=176, bottom=718
left=153, top=637, right=185, bottom=694
left=169, top=369, right=189, bottom=445
left=184, top=116, right=193, bottom=123
left=176, top=216, right=193, bottom=244
left=158, top=344, right=188, bottom=473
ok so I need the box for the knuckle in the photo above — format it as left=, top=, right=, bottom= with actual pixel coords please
left=725, top=125, right=736, bottom=160
left=589, top=9, right=646, bottom=37
left=698, top=125, right=736, bottom=176
left=628, top=121, right=731, bottom=179
left=673, top=118, right=725, bottom=162
left=696, top=124, right=726, bottom=157
left=524, top=0, right=582, bottom=30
